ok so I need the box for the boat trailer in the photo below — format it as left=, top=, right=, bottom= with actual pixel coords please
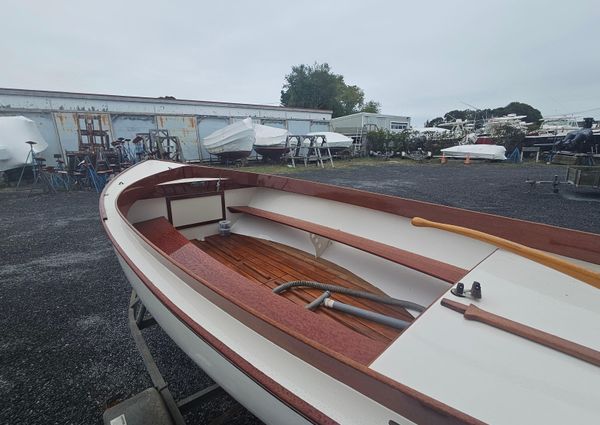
left=526, top=165, right=600, bottom=194
left=102, top=291, right=243, bottom=425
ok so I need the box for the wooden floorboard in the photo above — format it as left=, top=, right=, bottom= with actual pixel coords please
left=193, top=233, right=415, bottom=344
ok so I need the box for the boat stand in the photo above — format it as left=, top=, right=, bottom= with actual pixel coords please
left=103, top=290, right=230, bottom=425
left=286, top=135, right=334, bottom=168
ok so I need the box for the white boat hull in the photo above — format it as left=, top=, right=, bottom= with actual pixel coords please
left=118, top=255, right=310, bottom=425
left=113, top=235, right=411, bottom=425
left=0, top=116, right=48, bottom=172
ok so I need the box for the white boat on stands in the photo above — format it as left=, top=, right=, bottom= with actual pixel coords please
left=203, top=117, right=255, bottom=160
left=253, top=124, right=289, bottom=160
left=306, top=131, right=353, bottom=152
left=0, top=116, right=48, bottom=173
left=441, top=144, right=507, bottom=160
left=101, top=160, right=600, bottom=425
left=525, top=116, right=580, bottom=147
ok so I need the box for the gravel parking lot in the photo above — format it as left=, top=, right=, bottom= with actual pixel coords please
left=1, top=161, right=598, bottom=425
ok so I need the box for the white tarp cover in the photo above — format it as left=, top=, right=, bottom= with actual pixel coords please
left=441, top=144, right=506, bottom=160
left=0, top=116, right=48, bottom=171
left=253, top=124, right=289, bottom=147
left=412, top=127, right=450, bottom=134
left=202, top=117, right=255, bottom=155
left=306, top=131, right=353, bottom=149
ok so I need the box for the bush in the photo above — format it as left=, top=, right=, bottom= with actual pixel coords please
left=366, top=129, right=412, bottom=153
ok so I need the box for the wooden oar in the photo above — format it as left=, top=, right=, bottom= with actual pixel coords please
left=411, top=217, right=600, bottom=288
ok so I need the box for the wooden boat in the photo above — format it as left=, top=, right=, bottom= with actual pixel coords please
left=100, top=160, right=600, bottom=425
left=0, top=116, right=48, bottom=172
left=203, top=117, right=255, bottom=160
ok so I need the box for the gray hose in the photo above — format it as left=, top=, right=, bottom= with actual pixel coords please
left=323, top=298, right=411, bottom=330
left=306, top=291, right=331, bottom=310
left=273, top=280, right=426, bottom=313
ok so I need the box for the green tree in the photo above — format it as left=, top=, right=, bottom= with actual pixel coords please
left=361, top=100, right=381, bottom=113
left=434, top=102, right=542, bottom=128
left=280, top=62, right=374, bottom=118
left=425, top=117, right=444, bottom=127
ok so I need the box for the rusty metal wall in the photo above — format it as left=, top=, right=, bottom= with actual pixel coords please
left=53, top=112, right=80, bottom=153
left=53, top=112, right=114, bottom=153
left=156, top=115, right=199, bottom=161
left=0, top=89, right=333, bottom=122
left=261, top=119, right=286, bottom=128
left=111, top=115, right=157, bottom=140
left=287, top=120, right=311, bottom=135
left=310, top=121, right=330, bottom=133
left=0, top=89, right=336, bottom=162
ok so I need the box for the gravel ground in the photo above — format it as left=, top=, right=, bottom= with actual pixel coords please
left=292, top=161, right=600, bottom=234
left=0, top=190, right=259, bottom=425
left=0, top=161, right=598, bottom=425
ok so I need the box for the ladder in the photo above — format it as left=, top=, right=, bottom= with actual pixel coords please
left=353, top=126, right=364, bottom=156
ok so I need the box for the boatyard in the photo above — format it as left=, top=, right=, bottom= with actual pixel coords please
left=2, top=2, right=600, bottom=424
left=1, top=160, right=598, bottom=424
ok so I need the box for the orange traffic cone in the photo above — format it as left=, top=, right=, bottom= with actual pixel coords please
left=464, top=154, right=471, bottom=165
left=440, top=152, right=447, bottom=164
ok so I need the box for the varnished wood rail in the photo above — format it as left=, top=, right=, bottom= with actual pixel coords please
left=228, top=206, right=467, bottom=283
left=412, top=217, right=600, bottom=288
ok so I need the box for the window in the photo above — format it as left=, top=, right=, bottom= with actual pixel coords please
left=390, top=121, right=407, bottom=131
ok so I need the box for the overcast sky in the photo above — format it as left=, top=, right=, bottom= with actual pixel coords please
left=2, top=0, right=599, bottom=126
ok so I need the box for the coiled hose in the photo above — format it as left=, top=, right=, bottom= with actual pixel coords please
left=273, top=280, right=426, bottom=313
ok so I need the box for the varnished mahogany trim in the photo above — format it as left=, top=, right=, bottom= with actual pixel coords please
left=441, top=298, right=600, bottom=368
left=228, top=205, right=467, bottom=284
left=134, top=217, right=388, bottom=364
left=117, top=163, right=600, bottom=265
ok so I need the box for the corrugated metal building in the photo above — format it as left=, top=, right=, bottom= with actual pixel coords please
left=0, top=88, right=332, bottom=162
left=331, top=112, right=411, bottom=137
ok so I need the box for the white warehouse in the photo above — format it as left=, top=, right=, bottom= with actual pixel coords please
left=0, top=88, right=332, bottom=162
left=330, top=112, right=411, bottom=138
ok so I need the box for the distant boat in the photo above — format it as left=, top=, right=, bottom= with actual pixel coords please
left=411, top=127, right=451, bottom=136
left=525, top=116, right=580, bottom=148
left=0, top=116, right=48, bottom=172
left=441, top=144, right=506, bottom=160
left=475, top=114, right=530, bottom=145
left=203, top=118, right=255, bottom=160
left=253, top=124, right=289, bottom=160
left=306, top=131, right=353, bottom=152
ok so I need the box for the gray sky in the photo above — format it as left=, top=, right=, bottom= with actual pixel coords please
left=2, top=0, right=599, bottom=126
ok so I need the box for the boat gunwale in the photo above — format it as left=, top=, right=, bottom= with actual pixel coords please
left=116, top=161, right=600, bottom=266
left=101, top=161, right=486, bottom=425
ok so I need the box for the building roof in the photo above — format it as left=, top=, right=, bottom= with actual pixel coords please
left=330, top=111, right=410, bottom=121
left=0, top=87, right=333, bottom=115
